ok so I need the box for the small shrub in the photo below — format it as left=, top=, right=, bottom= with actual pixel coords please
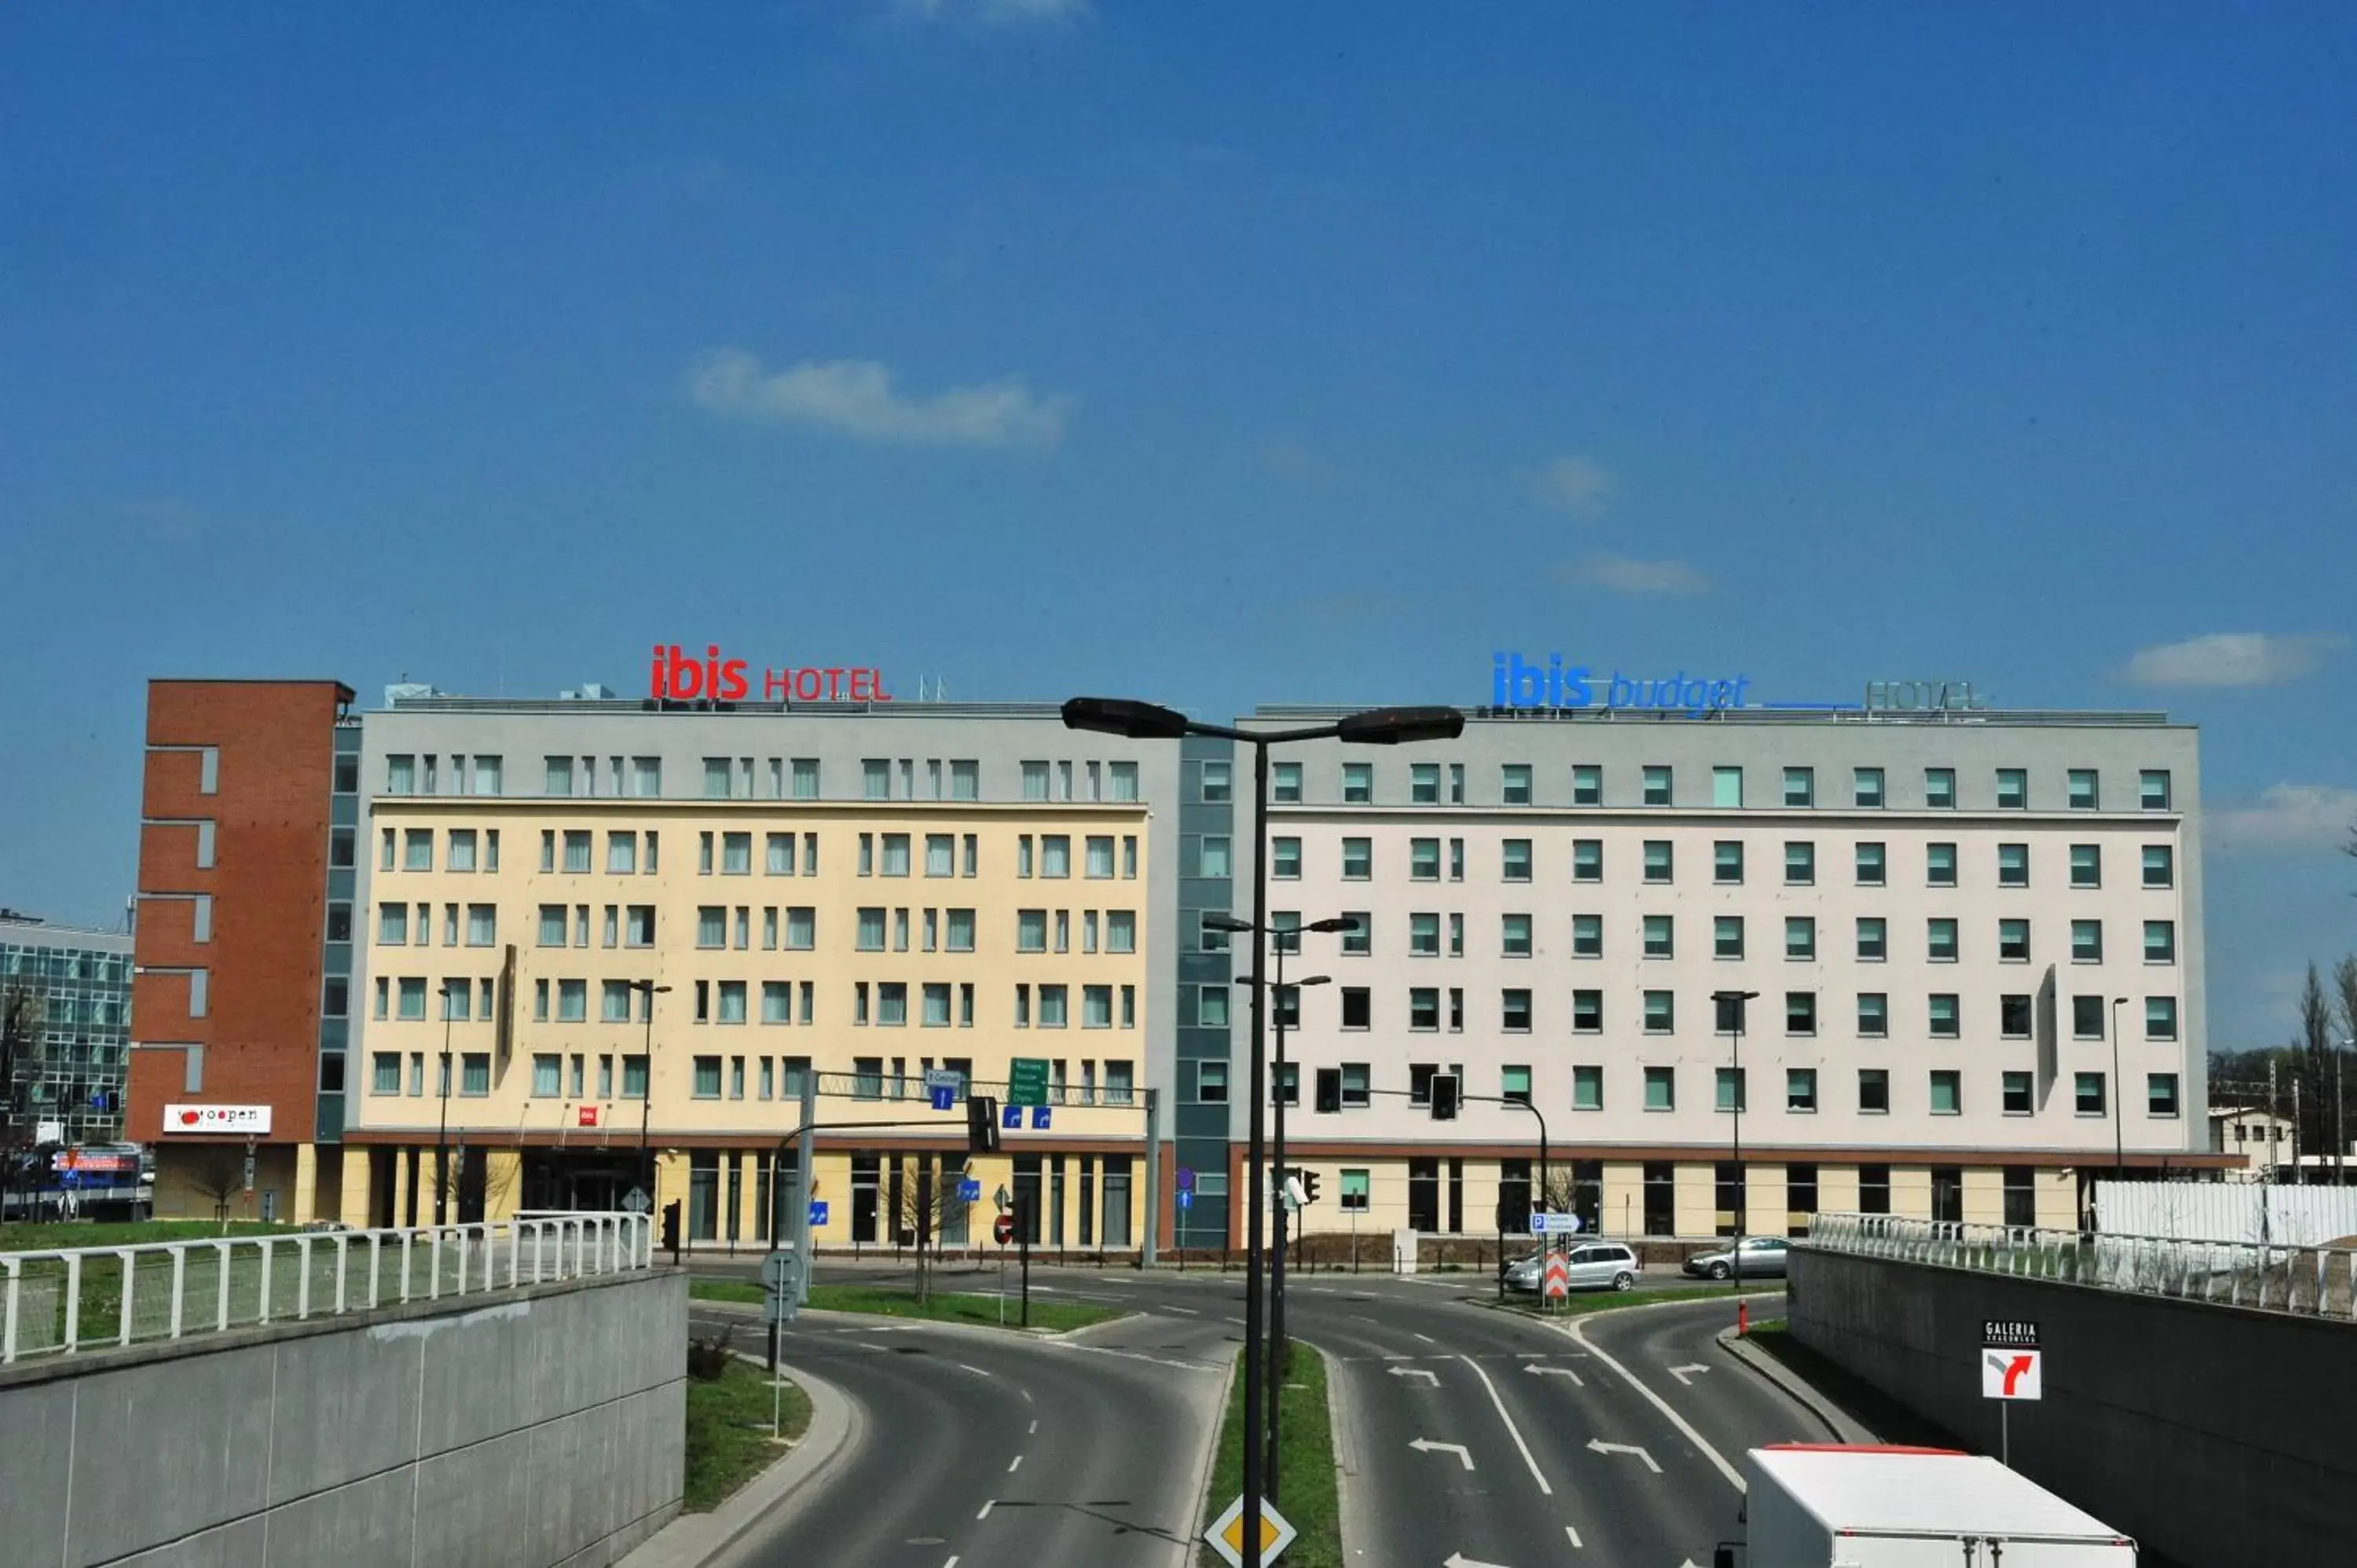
left=687, top=1324, right=735, bottom=1380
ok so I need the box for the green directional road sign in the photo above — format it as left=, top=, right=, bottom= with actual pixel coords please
left=1007, top=1057, right=1052, bottom=1108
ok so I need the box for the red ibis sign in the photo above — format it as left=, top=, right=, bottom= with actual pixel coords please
left=578, top=1105, right=599, bottom=1127
left=651, top=644, right=891, bottom=704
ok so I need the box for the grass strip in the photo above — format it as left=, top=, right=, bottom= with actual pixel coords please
left=683, top=1358, right=811, bottom=1512
left=1486, top=1282, right=1770, bottom=1316
left=0, top=1220, right=301, bottom=1253
left=689, top=1278, right=765, bottom=1305
left=1197, top=1343, right=1340, bottom=1568
left=687, top=1275, right=1123, bottom=1332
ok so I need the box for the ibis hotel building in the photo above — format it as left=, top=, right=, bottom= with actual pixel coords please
left=1233, top=682, right=2226, bottom=1241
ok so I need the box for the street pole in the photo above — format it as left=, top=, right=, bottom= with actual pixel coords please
left=1141, top=1086, right=1160, bottom=1266
left=1240, top=737, right=1270, bottom=1550
left=640, top=987, right=657, bottom=1205
left=436, top=989, right=454, bottom=1225
left=1712, top=991, right=1758, bottom=1305
left=2110, top=996, right=2127, bottom=1179
left=1266, top=932, right=1288, bottom=1500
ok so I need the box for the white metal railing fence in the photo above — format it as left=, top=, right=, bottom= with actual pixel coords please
left=0, top=1212, right=652, bottom=1366
left=1804, top=1211, right=2357, bottom=1320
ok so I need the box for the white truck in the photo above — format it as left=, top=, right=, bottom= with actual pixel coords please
left=1714, top=1445, right=2138, bottom=1567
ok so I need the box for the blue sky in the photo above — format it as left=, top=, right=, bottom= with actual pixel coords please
left=3, top=3, right=2352, bottom=1047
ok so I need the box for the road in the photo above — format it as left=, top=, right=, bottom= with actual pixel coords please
left=685, top=1258, right=1839, bottom=1568
left=687, top=1293, right=1234, bottom=1568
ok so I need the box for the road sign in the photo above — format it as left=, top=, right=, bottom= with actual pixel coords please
left=1007, top=1057, right=1052, bottom=1107
left=1983, top=1348, right=2043, bottom=1400
left=993, top=1212, right=1016, bottom=1245
left=1031, top=1106, right=1051, bottom=1130
left=929, top=1086, right=957, bottom=1112
left=808, top=1200, right=830, bottom=1227
left=1984, top=1319, right=2040, bottom=1349
left=1530, top=1211, right=1582, bottom=1235
left=1001, top=1104, right=1022, bottom=1130
left=1176, top=1166, right=1197, bottom=1192
left=761, top=1250, right=801, bottom=1291
left=993, top=1183, right=1013, bottom=1211
left=923, top=1066, right=963, bottom=1093
left=1205, top=1493, right=1298, bottom=1568
left=622, top=1186, right=651, bottom=1214
left=1542, top=1252, right=1571, bottom=1300
left=1178, top=1189, right=1193, bottom=1211
left=957, top=1178, right=983, bottom=1203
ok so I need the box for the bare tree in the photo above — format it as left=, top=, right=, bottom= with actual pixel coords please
left=0, top=984, right=38, bottom=1218
left=2298, top=962, right=2336, bottom=1168
left=892, top=1156, right=975, bottom=1304
left=186, top=1145, right=247, bottom=1231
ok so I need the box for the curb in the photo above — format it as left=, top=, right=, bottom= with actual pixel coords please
left=1716, top=1326, right=1881, bottom=1445
left=1321, top=1337, right=1364, bottom=1567
left=1188, top=1343, right=1243, bottom=1567
left=619, top=1357, right=860, bottom=1568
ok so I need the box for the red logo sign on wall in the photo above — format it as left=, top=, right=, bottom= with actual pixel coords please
left=650, top=644, right=891, bottom=704
left=578, top=1105, right=599, bottom=1127
left=162, top=1104, right=273, bottom=1135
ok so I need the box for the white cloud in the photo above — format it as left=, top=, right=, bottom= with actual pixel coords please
left=1558, top=554, right=1711, bottom=596
left=1529, top=453, right=1615, bottom=520
left=687, top=350, right=1072, bottom=450
left=2209, top=783, right=2357, bottom=854
left=2124, top=632, right=2348, bottom=688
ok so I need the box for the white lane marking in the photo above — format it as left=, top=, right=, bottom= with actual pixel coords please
left=1585, top=1438, right=1662, bottom=1474
left=1028, top=1418, right=1039, bottom=1434
left=1666, top=1363, right=1710, bottom=1386
left=1459, top=1354, right=1553, bottom=1497
left=1413, top=1332, right=1438, bottom=1344
left=1164, top=1305, right=1200, bottom=1315
left=1567, top=1317, right=1746, bottom=1491
left=976, top=1500, right=995, bottom=1521
left=1387, top=1366, right=1440, bottom=1385
left=1380, top=1353, right=1413, bottom=1361
left=1408, top=1438, right=1475, bottom=1470
left=1007, top=1454, right=1023, bottom=1473
left=1350, top=1314, right=1381, bottom=1325
left=1021, top=1387, right=1035, bottom=1404
left=959, top=1363, right=992, bottom=1378
left=1565, top=1524, right=1583, bottom=1549
left=1443, top=1555, right=1510, bottom=1568
left=1225, top=1316, right=1247, bottom=1325
left=944, top=1559, right=959, bottom=1568
left=1524, top=1364, right=1585, bottom=1386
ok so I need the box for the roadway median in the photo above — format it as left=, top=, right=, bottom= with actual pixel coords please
left=1197, top=1343, right=1341, bottom=1568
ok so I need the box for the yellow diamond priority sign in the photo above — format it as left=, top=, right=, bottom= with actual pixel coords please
left=1204, top=1493, right=1297, bottom=1568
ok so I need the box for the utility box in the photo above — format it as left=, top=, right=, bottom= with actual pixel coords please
left=1731, top=1446, right=2137, bottom=1567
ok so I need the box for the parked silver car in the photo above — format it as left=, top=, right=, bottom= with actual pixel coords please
left=1681, top=1236, right=1791, bottom=1280
left=1505, top=1241, right=1640, bottom=1293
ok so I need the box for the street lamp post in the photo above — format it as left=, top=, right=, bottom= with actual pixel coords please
left=436, top=981, right=462, bottom=1225
left=629, top=980, right=673, bottom=1207
left=2110, top=995, right=2130, bottom=1178
left=1712, top=990, right=1759, bottom=1298
left=1062, top=696, right=1462, bottom=1553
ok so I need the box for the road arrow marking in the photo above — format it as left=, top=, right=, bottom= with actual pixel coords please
left=1389, top=1366, right=1441, bottom=1385
left=1666, top=1363, right=1710, bottom=1387
left=1410, top=1438, right=1475, bottom=1471
left=1443, top=1555, right=1512, bottom=1568
left=1585, top=1438, right=1662, bottom=1474
left=1523, top=1364, right=1585, bottom=1387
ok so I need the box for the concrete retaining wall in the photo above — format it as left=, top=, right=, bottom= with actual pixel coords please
left=1790, top=1247, right=2356, bottom=1568
left=0, top=1267, right=685, bottom=1568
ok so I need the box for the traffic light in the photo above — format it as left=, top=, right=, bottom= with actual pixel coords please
left=1431, top=1073, right=1460, bottom=1120
left=968, top=1094, right=1002, bottom=1153
left=1302, top=1170, right=1321, bottom=1206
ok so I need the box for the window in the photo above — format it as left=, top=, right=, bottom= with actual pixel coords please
left=1786, top=917, right=1816, bottom=960
left=2072, top=920, right=2103, bottom=962
left=2141, top=844, right=2176, bottom=888
left=1643, top=990, right=1673, bottom=1033
left=1989, top=844, right=2028, bottom=891
left=1409, top=763, right=1440, bottom=804
left=383, top=903, right=412, bottom=946
left=1925, top=768, right=1956, bottom=809
left=2073, top=995, right=2106, bottom=1039
left=2144, top=920, right=2176, bottom=963
left=1572, top=839, right=1602, bottom=882
left=1573, top=1064, right=1603, bottom=1109
left=2003, top=1072, right=2033, bottom=1115
left=1196, top=1061, right=1229, bottom=1103
left=557, top=979, right=587, bottom=1023
left=2149, top=1073, right=2181, bottom=1117
left=1406, top=837, right=1441, bottom=882
left=2146, top=996, right=2179, bottom=1040
left=372, top=1053, right=401, bottom=1094
left=1272, top=761, right=1302, bottom=803
left=1928, top=918, right=1959, bottom=962
left=1198, top=835, right=1232, bottom=878
left=1098, top=909, right=1133, bottom=954
left=1573, top=764, right=1602, bottom=806
left=1501, top=838, right=1533, bottom=882
left=459, top=1053, right=489, bottom=1096
left=1340, top=914, right=1370, bottom=955
left=1858, top=1069, right=1890, bottom=1114
left=1342, top=838, right=1372, bottom=880
left=1642, top=765, right=1671, bottom=806
left=1716, top=1068, right=1747, bottom=1112
left=1857, top=992, right=1888, bottom=1036
left=1571, top=913, right=1602, bottom=958
left=1038, top=984, right=1068, bottom=1028
left=1501, top=913, right=1533, bottom=958
left=1340, top=987, right=1371, bottom=1029
left=1930, top=1070, right=1962, bottom=1116
left=1643, top=841, right=1673, bottom=883
left=1712, top=766, right=1743, bottom=808
left=717, top=982, right=747, bottom=1024
left=1338, top=1063, right=1371, bottom=1108
left=401, top=828, right=432, bottom=871
left=1714, top=916, right=1744, bottom=959
left=1853, top=767, right=1884, bottom=808
left=1270, top=837, right=1302, bottom=880
left=1193, top=758, right=1231, bottom=805
left=1787, top=1068, right=1817, bottom=1112
left=1994, top=768, right=2028, bottom=810
left=1339, top=761, right=1374, bottom=804
left=1041, top=836, right=1070, bottom=877
left=1918, top=844, right=1956, bottom=890
left=2071, top=844, right=2102, bottom=888
left=1501, top=989, right=1532, bottom=1031
left=2076, top=1072, right=2107, bottom=1116
left=466, top=905, right=496, bottom=947
left=1929, top=993, right=1959, bottom=1038
left=687, top=1056, right=721, bottom=1098
left=1409, top=987, right=1440, bottom=1030
left=1197, top=985, right=1230, bottom=1028
left=1714, top=841, right=1744, bottom=884
left=1999, top=918, right=2030, bottom=961
left=1573, top=990, right=1603, bottom=1032
left=2069, top=768, right=2099, bottom=810
left=1644, top=1066, right=1674, bottom=1111
left=1855, top=917, right=1886, bottom=961
left=387, top=754, right=416, bottom=793
left=1643, top=914, right=1674, bottom=958
left=1501, top=764, right=1532, bottom=804
left=1784, top=841, right=1815, bottom=885
left=1786, top=991, right=1816, bottom=1035
left=760, top=982, right=791, bottom=1025
left=2140, top=770, right=2172, bottom=811
left=717, top=832, right=750, bottom=875
left=1783, top=767, right=1814, bottom=808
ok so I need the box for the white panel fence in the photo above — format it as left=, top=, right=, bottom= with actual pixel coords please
left=2093, top=1181, right=2357, bottom=1249
left=1, top=1212, right=652, bottom=1365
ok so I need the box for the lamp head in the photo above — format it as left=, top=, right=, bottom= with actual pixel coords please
left=1335, top=705, right=1467, bottom=746
left=1061, top=696, right=1193, bottom=740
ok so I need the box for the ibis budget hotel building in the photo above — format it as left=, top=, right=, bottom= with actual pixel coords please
left=341, top=685, right=1215, bottom=1253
